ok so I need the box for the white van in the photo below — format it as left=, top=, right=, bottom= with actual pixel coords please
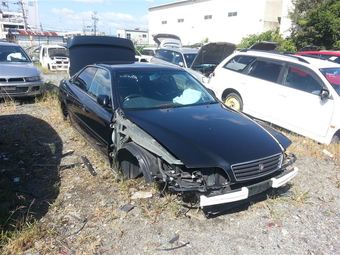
left=208, top=50, right=340, bottom=144
left=40, top=45, right=69, bottom=71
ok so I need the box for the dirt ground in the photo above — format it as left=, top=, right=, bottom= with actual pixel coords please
left=0, top=73, right=339, bottom=255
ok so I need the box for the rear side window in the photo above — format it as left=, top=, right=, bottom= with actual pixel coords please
left=247, top=60, right=283, bottom=83
left=283, top=66, right=322, bottom=94
left=74, top=67, right=97, bottom=91
left=88, top=68, right=112, bottom=100
left=141, top=49, right=155, bottom=56
left=223, top=55, right=255, bottom=72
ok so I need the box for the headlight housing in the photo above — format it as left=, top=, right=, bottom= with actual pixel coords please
left=25, top=76, right=41, bottom=82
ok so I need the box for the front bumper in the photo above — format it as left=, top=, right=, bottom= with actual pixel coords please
left=200, top=167, right=298, bottom=207
left=0, top=81, right=43, bottom=98
left=49, top=63, right=69, bottom=71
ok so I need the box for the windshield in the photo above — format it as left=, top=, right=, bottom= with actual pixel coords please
left=117, top=70, right=216, bottom=110
left=0, top=45, right=30, bottom=62
left=184, top=53, right=197, bottom=67
left=320, top=68, right=340, bottom=96
left=48, top=48, right=69, bottom=57
left=155, top=49, right=185, bottom=66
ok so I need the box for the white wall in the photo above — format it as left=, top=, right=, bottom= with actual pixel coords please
left=149, top=0, right=291, bottom=45
left=117, top=29, right=149, bottom=45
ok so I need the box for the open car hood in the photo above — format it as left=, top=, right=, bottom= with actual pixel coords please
left=67, top=36, right=135, bottom=76
left=153, top=34, right=182, bottom=48
left=249, top=41, right=278, bottom=51
left=191, top=42, right=236, bottom=76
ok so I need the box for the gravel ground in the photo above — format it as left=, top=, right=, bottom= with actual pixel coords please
left=0, top=73, right=339, bottom=255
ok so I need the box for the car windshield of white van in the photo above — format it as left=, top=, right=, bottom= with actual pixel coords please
left=320, top=68, right=340, bottom=96
left=48, top=48, right=69, bottom=58
left=0, top=45, right=30, bottom=62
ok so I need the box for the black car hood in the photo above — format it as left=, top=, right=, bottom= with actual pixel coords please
left=191, top=42, right=236, bottom=67
left=190, top=42, right=236, bottom=76
left=124, top=103, right=283, bottom=169
left=67, top=36, right=135, bottom=76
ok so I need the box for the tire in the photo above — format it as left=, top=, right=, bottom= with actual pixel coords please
left=223, top=92, right=243, bottom=111
left=47, top=64, right=51, bottom=71
left=331, top=133, right=340, bottom=144
left=119, top=153, right=142, bottom=179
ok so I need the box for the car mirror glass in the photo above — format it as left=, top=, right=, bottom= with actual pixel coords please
left=178, top=61, right=184, bottom=67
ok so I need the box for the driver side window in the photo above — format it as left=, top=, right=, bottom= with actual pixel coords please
left=74, top=67, right=97, bottom=91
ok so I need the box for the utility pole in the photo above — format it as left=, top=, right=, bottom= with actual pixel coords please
left=91, top=11, right=98, bottom=36
left=16, top=0, right=28, bottom=30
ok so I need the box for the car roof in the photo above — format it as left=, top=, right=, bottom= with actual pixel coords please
left=98, top=62, right=184, bottom=72
left=236, top=50, right=340, bottom=69
left=156, top=47, right=198, bottom=54
left=297, top=50, right=340, bottom=56
left=0, top=41, right=20, bottom=47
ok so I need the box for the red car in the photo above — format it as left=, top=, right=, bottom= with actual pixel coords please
left=296, top=50, right=340, bottom=64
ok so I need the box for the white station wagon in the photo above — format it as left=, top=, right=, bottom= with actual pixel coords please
left=207, top=50, right=340, bottom=144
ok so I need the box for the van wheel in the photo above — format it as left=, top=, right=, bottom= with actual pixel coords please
left=223, top=93, right=243, bottom=111
left=47, top=64, right=51, bottom=70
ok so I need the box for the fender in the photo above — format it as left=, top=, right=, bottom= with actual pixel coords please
left=116, top=142, right=159, bottom=183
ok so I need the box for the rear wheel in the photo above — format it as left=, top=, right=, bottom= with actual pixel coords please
left=223, top=92, right=243, bottom=111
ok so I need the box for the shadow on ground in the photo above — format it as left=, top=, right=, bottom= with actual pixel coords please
left=202, top=184, right=292, bottom=218
left=0, top=114, right=62, bottom=231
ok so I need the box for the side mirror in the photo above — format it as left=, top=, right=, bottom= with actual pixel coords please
left=178, top=61, right=184, bottom=67
left=31, top=56, right=38, bottom=62
left=320, top=88, right=330, bottom=100
left=97, top=95, right=111, bottom=108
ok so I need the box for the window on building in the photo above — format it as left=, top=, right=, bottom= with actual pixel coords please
left=161, top=20, right=167, bottom=24
left=204, top=15, right=212, bottom=20
left=126, top=33, right=131, bottom=39
left=228, top=12, right=237, bottom=17
left=178, top=18, right=184, bottom=23
left=142, top=34, right=147, bottom=38
left=117, top=33, right=120, bottom=37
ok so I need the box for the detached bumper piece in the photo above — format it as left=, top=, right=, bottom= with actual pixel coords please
left=200, top=167, right=298, bottom=207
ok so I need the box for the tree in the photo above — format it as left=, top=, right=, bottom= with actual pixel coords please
left=238, top=29, right=296, bottom=52
left=290, top=0, right=340, bottom=50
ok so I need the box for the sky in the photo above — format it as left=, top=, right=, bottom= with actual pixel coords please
left=5, top=0, right=173, bottom=34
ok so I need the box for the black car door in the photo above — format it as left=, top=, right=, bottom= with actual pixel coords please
left=66, top=66, right=97, bottom=132
left=82, top=67, right=113, bottom=154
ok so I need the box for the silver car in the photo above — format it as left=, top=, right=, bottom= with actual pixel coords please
left=0, top=41, right=43, bottom=98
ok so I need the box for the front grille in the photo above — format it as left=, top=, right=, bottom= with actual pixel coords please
left=0, top=86, right=29, bottom=93
left=231, top=153, right=283, bottom=181
left=8, top=78, right=25, bottom=82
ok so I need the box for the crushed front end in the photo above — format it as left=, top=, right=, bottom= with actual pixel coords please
left=157, top=153, right=297, bottom=207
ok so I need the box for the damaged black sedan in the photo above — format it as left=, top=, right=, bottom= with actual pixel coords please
left=59, top=36, right=297, bottom=208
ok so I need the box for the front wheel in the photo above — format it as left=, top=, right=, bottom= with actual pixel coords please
left=223, top=93, right=243, bottom=111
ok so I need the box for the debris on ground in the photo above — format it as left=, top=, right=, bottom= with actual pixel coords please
left=120, top=203, right=135, bottom=213
left=322, top=149, right=334, bottom=158
left=81, top=156, right=97, bottom=176
left=131, top=191, right=153, bottom=200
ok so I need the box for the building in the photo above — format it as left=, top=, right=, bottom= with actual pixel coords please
left=117, top=28, right=149, bottom=45
left=148, top=0, right=293, bottom=45
left=0, top=0, right=40, bottom=39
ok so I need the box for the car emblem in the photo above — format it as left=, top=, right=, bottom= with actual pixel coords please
left=259, top=163, right=265, bottom=171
